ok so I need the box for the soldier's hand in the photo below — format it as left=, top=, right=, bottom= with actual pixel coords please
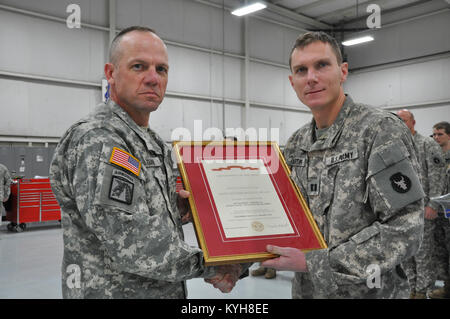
left=205, top=264, right=241, bottom=293
left=177, top=189, right=192, bottom=223
left=424, top=206, right=438, bottom=220
left=261, top=245, right=308, bottom=272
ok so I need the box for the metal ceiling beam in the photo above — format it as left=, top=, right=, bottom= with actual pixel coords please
left=340, top=0, right=436, bottom=25
left=263, top=1, right=331, bottom=29
left=293, top=0, right=336, bottom=13
left=316, top=0, right=399, bottom=22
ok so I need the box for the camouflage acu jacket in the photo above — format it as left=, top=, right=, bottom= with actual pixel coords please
left=445, top=149, right=450, bottom=194
left=284, top=95, right=425, bottom=298
left=0, top=163, right=11, bottom=202
left=50, top=101, right=216, bottom=298
left=412, top=132, right=446, bottom=211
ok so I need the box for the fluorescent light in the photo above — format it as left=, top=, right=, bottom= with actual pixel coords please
left=231, top=2, right=267, bottom=16
left=342, top=36, right=374, bottom=46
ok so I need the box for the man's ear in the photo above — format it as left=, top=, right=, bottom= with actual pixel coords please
left=340, top=62, right=348, bottom=84
left=104, top=63, right=115, bottom=85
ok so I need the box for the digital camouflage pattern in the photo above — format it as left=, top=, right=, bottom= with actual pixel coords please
left=434, top=149, right=450, bottom=284
left=284, top=95, right=425, bottom=298
left=0, top=163, right=11, bottom=220
left=50, top=101, right=219, bottom=299
left=412, top=133, right=446, bottom=210
left=402, top=133, right=445, bottom=293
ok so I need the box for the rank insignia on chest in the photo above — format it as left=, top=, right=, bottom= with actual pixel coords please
left=109, top=147, right=141, bottom=176
left=307, top=177, right=320, bottom=196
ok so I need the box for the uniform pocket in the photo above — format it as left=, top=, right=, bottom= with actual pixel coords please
left=350, top=225, right=380, bottom=245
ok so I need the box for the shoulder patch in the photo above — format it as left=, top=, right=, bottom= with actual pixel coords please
left=109, top=147, right=141, bottom=176
left=389, top=172, right=412, bottom=193
left=109, top=169, right=134, bottom=205
left=433, top=156, right=441, bottom=165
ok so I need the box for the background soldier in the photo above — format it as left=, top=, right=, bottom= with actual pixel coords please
left=260, top=32, right=425, bottom=298
left=396, top=109, right=445, bottom=298
left=429, top=121, right=450, bottom=299
left=0, top=163, right=11, bottom=229
left=50, top=26, right=244, bottom=298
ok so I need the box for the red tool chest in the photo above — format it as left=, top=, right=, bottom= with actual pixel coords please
left=5, top=178, right=61, bottom=232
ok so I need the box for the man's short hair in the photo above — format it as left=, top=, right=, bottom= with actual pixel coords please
left=109, top=26, right=157, bottom=65
left=289, top=31, right=343, bottom=70
left=433, top=121, right=450, bottom=134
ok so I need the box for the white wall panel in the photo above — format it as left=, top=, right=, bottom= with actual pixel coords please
left=224, top=104, right=243, bottom=135
left=0, top=78, right=99, bottom=137
left=167, top=46, right=243, bottom=100
left=0, top=0, right=108, bottom=26
left=0, top=10, right=107, bottom=83
left=249, top=18, right=302, bottom=65
left=408, top=104, right=450, bottom=138
left=249, top=62, right=284, bottom=106
left=166, top=46, right=213, bottom=96
left=345, top=56, right=450, bottom=107
left=116, top=0, right=243, bottom=54
left=249, top=18, right=285, bottom=64
left=222, top=57, right=243, bottom=101
left=1, top=0, right=447, bottom=144
left=180, top=100, right=224, bottom=141
left=247, top=107, right=312, bottom=145
left=345, top=11, right=450, bottom=69
left=248, top=107, right=284, bottom=142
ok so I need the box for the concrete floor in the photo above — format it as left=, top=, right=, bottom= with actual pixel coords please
left=0, top=221, right=294, bottom=299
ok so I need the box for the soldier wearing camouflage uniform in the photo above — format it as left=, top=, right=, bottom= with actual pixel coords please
left=396, top=110, right=445, bottom=299
left=261, top=32, right=424, bottom=298
left=429, top=121, right=450, bottom=299
left=0, top=163, right=11, bottom=228
left=50, top=26, right=243, bottom=298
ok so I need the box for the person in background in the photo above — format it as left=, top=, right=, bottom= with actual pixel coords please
left=0, top=163, right=11, bottom=230
left=428, top=121, right=450, bottom=299
left=396, top=109, right=445, bottom=299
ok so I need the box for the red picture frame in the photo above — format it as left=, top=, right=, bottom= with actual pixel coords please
left=174, top=141, right=327, bottom=266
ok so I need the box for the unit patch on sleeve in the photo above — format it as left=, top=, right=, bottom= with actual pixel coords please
left=109, top=147, right=141, bottom=176
left=389, top=172, right=412, bottom=193
left=109, top=169, right=134, bottom=204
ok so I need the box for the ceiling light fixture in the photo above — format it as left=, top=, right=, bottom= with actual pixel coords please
left=231, top=2, right=267, bottom=16
left=342, top=35, right=374, bottom=46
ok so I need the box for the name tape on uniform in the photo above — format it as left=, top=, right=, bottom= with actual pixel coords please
left=326, top=149, right=358, bottom=166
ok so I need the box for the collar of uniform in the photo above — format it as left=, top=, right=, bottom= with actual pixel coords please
left=301, top=94, right=354, bottom=152
left=107, top=100, right=163, bottom=155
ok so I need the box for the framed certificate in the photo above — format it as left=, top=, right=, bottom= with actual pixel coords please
left=174, top=141, right=327, bottom=266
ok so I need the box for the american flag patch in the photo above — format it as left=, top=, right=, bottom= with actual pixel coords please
left=109, top=147, right=141, bottom=176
